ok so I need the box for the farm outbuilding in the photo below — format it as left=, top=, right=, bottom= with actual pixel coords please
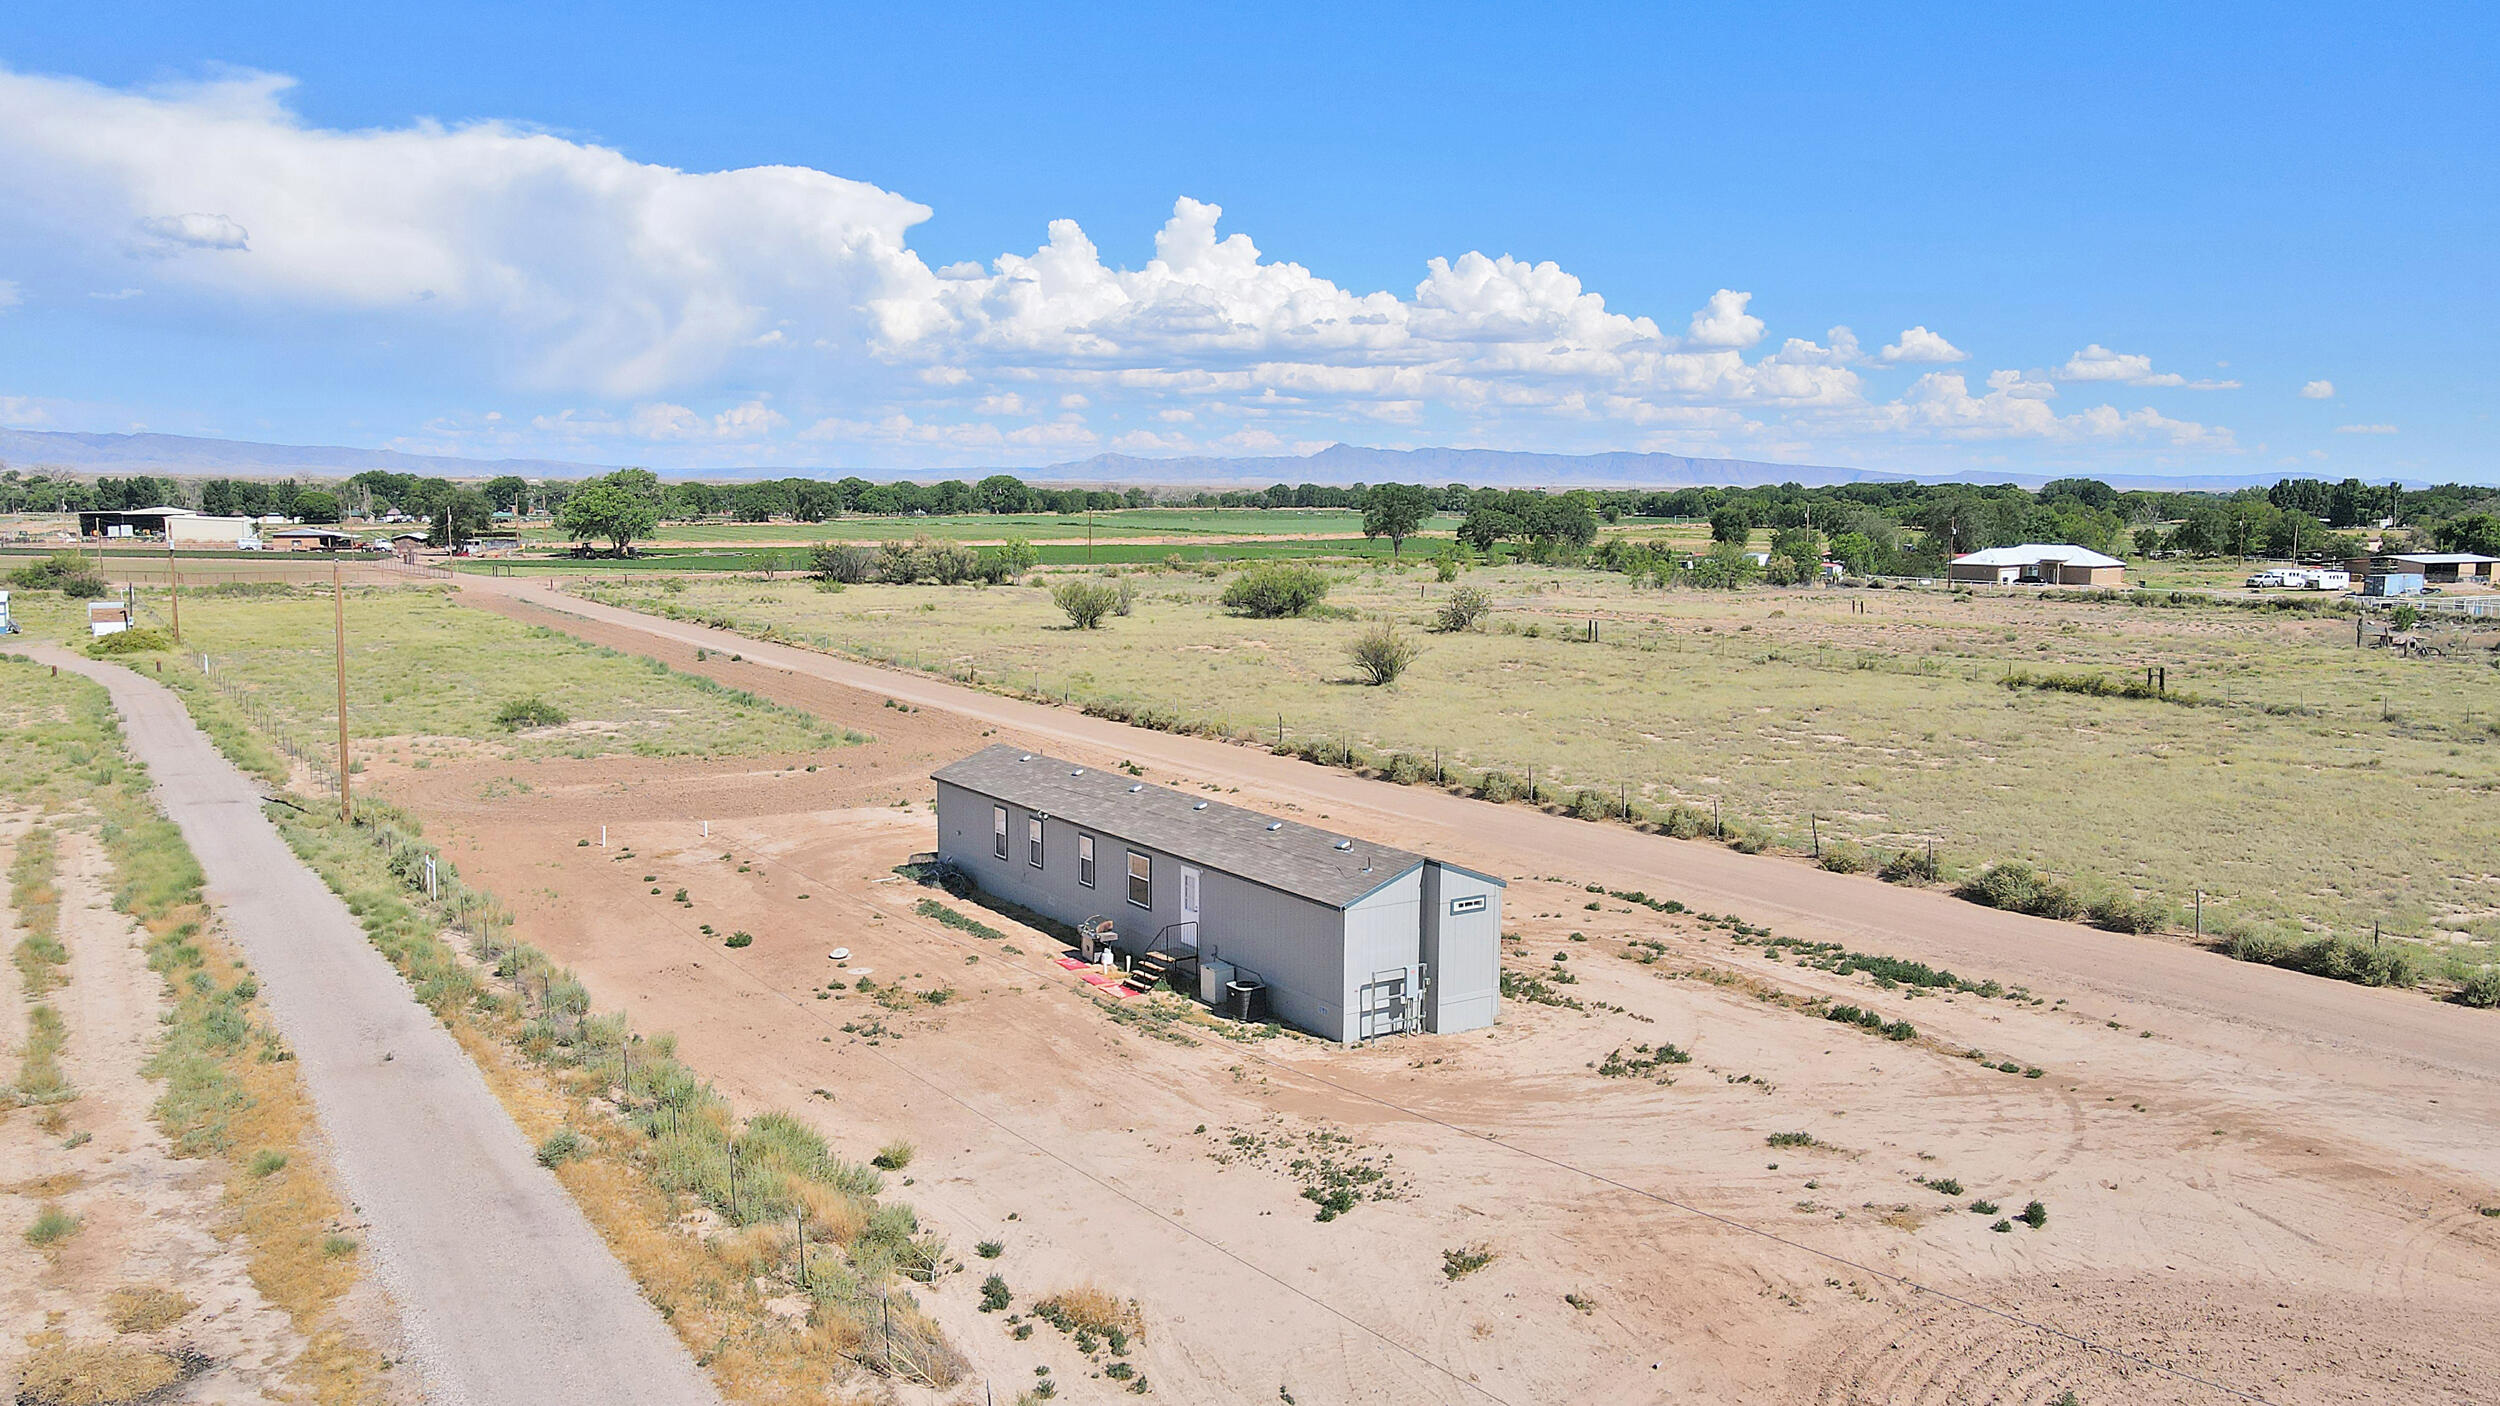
left=268, top=527, right=359, bottom=552
left=1947, top=544, right=2126, bottom=587
left=932, top=745, right=1503, bottom=1043
left=2384, top=553, right=2500, bottom=585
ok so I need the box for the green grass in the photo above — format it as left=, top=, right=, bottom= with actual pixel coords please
left=572, top=563, right=2500, bottom=985
left=82, top=584, right=858, bottom=762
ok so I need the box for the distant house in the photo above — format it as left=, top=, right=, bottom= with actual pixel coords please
left=1948, top=544, right=2126, bottom=587
left=2384, top=552, right=2500, bottom=585
left=268, top=527, right=359, bottom=552
left=88, top=601, right=130, bottom=637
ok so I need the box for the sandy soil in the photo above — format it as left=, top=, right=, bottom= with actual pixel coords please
left=342, top=586, right=2500, bottom=1405
left=0, top=825, right=405, bottom=1403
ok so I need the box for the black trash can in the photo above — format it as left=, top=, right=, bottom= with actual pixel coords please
left=1226, top=979, right=1266, bottom=1023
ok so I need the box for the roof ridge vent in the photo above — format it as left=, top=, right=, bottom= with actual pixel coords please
left=1193, top=801, right=1209, bottom=810
left=1265, top=821, right=1283, bottom=832
left=1128, top=783, right=1145, bottom=792
left=1333, top=839, right=1353, bottom=850
left=1019, top=754, right=1033, bottom=761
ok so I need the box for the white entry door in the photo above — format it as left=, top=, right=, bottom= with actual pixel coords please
left=1178, top=865, right=1201, bottom=948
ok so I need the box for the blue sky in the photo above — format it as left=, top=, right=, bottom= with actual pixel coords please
left=0, top=2, right=2492, bottom=480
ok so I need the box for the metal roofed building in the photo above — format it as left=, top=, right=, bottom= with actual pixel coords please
left=1947, top=544, right=2126, bottom=587
left=932, top=744, right=1504, bottom=1043
left=2384, top=552, right=2500, bottom=584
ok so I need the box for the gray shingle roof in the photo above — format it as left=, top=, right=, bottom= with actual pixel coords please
left=932, top=744, right=1434, bottom=909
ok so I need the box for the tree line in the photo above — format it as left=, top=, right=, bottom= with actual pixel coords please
left=5, top=462, right=2494, bottom=562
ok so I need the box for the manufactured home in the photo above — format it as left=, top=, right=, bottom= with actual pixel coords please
left=932, top=745, right=1503, bottom=1043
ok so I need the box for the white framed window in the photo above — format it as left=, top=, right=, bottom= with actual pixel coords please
left=1078, top=834, right=1096, bottom=888
left=1449, top=895, right=1487, bottom=915
left=1126, top=851, right=1152, bottom=908
left=993, top=804, right=1008, bottom=859
left=1028, top=814, right=1044, bottom=868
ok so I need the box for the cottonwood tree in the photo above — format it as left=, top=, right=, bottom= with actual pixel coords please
left=1361, top=483, right=1436, bottom=560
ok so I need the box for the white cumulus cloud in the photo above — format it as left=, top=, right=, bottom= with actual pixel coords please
left=2334, top=423, right=2397, bottom=435
left=2299, top=379, right=2335, bottom=399
left=0, top=63, right=2252, bottom=468
left=2055, top=344, right=2237, bottom=389
left=1879, top=326, right=1967, bottom=364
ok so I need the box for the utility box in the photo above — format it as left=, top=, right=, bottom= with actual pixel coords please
left=1198, top=957, right=1236, bottom=1006
left=0, top=589, right=14, bottom=635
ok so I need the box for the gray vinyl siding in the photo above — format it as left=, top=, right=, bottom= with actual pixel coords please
left=1341, top=870, right=1425, bottom=1042
left=1420, top=862, right=1503, bottom=1034
left=1192, top=867, right=1352, bottom=1043
left=938, top=779, right=1361, bottom=1039
left=935, top=773, right=1498, bottom=1045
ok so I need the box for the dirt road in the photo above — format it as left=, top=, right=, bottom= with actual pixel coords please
left=457, top=574, right=2500, bottom=1102
left=29, top=644, right=721, bottom=1406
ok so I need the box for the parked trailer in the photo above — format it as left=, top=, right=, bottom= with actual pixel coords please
left=2303, top=569, right=2350, bottom=591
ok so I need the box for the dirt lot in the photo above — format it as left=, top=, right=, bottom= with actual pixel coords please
left=348, top=588, right=2500, bottom=1405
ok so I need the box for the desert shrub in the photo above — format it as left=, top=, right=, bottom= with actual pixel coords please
left=2455, top=968, right=2500, bottom=1009
left=2084, top=891, right=2170, bottom=934
left=871, top=1139, right=916, bottom=1171
left=25, top=1204, right=80, bottom=1245
left=1220, top=563, right=1329, bottom=618
left=1956, top=862, right=2080, bottom=920
left=1476, top=770, right=1523, bottom=803
left=2018, top=1200, right=2048, bottom=1228
left=977, top=537, right=1040, bottom=583
left=1726, top=827, right=1769, bottom=854
left=85, top=626, right=174, bottom=655
left=1441, top=1244, right=1495, bottom=1280
left=1817, top=841, right=1868, bottom=874
left=1879, top=848, right=1940, bottom=884
left=2224, top=932, right=2418, bottom=988
left=1347, top=622, right=1419, bottom=686
left=1660, top=805, right=1709, bottom=839
left=809, top=542, right=877, bottom=583
left=9, top=552, right=108, bottom=597
left=1432, top=586, right=1491, bottom=633
left=1051, top=579, right=1121, bottom=630
left=535, top=1129, right=583, bottom=1167
left=980, top=1274, right=1011, bottom=1311
left=1765, top=1131, right=1819, bottom=1148
left=1113, top=574, right=1136, bottom=617
left=1571, top=788, right=1613, bottom=821
left=1035, top=1284, right=1137, bottom=1339
left=724, top=930, right=754, bottom=948
left=493, top=696, right=568, bottom=730
left=1384, top=752, right=1425, bottom=785
left=976, top=1238, right=1005, bottom=1258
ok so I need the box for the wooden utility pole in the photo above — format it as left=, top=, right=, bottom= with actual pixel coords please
left=167, top=544, right=182, bottom=645
left=332, top=561, right=353, bottom=822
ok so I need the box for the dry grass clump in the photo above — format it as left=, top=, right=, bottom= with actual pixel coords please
left=104, top=1284, right=197, bottom=1334
left=14, top=1336, right=189, bottom=1405
left=1036, top=1283, right=1142, bottom=1339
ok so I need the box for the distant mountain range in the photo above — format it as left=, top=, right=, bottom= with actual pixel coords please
left=0, top=425, right=2399, bottom=493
